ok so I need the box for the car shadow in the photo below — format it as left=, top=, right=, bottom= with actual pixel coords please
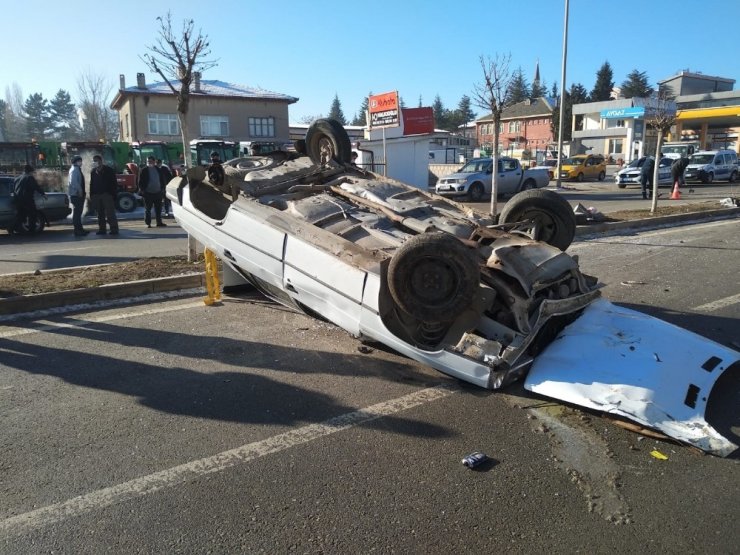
left=1, top=320, right=453, bottom=438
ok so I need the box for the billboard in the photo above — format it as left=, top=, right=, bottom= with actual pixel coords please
left=369, top=91, right=400, bottom=128
left=402, top=107, right=434, bottom=135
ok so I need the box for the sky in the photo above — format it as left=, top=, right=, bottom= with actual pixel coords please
left=3, top=0, right=740, bottom=124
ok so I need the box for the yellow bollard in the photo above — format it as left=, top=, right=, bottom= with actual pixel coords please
left=203, top=248, right=222, bottom=306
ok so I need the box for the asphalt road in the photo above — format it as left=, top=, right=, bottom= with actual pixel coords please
left=1, top=219, right=738, bottom=553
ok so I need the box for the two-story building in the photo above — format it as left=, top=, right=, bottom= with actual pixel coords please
left=111, top=73, right=298, bottom=144
left=475, top=97, right=556, bottom=157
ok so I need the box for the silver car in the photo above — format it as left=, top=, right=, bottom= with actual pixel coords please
left=615, top=157, right=673, bottom=188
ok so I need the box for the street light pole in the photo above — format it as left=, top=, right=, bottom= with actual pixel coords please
left=555, top=0, right=569, bottom=188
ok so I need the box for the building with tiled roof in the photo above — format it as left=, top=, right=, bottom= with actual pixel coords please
left=110, top=72, right=299, bottom=143
left=475, top=97, right=556, bottom=154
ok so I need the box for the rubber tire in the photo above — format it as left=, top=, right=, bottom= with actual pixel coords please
left=387, top=233, right=479, bottom=323
left=305, top=118, right=352, bottom=165
left=468, top=182, right=484, bottom=202
left=499, top=189, right=576, bottom=251
left=576, top=172, right=584, bottom=182
left=598, top=171, right=606, bottom=181
left=617, top=183, right=627, bottom=189
left=729, top=171, right=737, bottom=183
left=116, top=192, right=137, bottom=213
left=520, top=179, right=536, bottom=191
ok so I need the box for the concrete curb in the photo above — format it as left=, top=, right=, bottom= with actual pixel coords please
left=0, top=273, right=205, bottom=316
left=575, top=207, right=740, bottom=237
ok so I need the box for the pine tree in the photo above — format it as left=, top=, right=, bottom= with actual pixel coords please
left=550, top=82, right=559, bottom=99
left=0, top=99, right=7, bottom=141
left=590, top=61, right=614, bottom=101
left=551, top=83, right=588, bottom=142
left=620, top=70, right=653, bottom=99
left=457, top=95, right=476, bottom=123
left=531, top=78, right=547, bottom=99
left=432, top=94, right=447, bottom=129
left=327, top=94, right=347, bottom=125
left=417, top=94, right=423, bottom=108
left=24, top=93, right=51, bottom=140
left=48, top=89, right=78, bottom=139
left=351, top=93, right=370, bottom=126
left=506, top=68, right=531, bottom=104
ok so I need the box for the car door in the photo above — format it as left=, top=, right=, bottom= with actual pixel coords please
left=658, top=158, right=672, bottom=184
left=0, top=178, right=15, bottom=226
left=497, top=158, right=521, bottom=194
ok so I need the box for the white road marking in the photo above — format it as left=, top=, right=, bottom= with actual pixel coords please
left=0, top=300, right=204, bottom=339
left=0, top=384, right=457, bottom=537
left=692, top=293, right=740, bottom=312
left=6, top=246, right=93, bottom=257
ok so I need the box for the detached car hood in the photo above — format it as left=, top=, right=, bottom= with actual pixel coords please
left=525, top=299, right=738, bottom=457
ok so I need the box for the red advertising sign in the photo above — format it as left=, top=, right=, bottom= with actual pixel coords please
left=402, top=107, right=435, bottom=135
left=369, top=91, right=400, bottom=128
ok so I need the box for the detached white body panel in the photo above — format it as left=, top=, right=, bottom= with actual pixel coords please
left=525, top=299, right=739, bottom=456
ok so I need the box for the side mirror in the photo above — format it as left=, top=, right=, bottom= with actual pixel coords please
left=486, top=168, right=492, bottom=174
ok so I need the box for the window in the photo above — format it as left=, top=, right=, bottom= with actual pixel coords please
left=200, top=115, right=229, bottom=137
left=507, top=121, right=521, bottom=133
left=608, top=138, right=624, bottom=154
left=147, top=113, right=180, bottom=136
left=606, top=118, right=625, bottom=128
left=248, top=117, right=275, bottom=138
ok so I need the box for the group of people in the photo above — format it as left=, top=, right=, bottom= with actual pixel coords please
left=640, top=155, right=690, bottom=200
left=66, top=155, right=177, bottom=236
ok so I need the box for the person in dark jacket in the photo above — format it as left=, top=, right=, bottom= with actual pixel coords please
left=671, top=157, right=690, bottom=189
left=12, top=165, right=46, bottom=233
left=640, top=156, right=655, bottom=200
left=138, top=156, right=167, bottom=228
left=156, top=159, right=173, bottom=217
left=206, top=151, right=225, bottom=187
left=89, top=154, right=119, bottom=235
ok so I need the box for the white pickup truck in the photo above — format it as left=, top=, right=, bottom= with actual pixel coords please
left=435, top=157, right=550, bottom=202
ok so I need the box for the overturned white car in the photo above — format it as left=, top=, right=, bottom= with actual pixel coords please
left=168, top=120, right=738, bottom=456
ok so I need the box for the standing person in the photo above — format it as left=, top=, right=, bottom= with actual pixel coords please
left=640, top=156, right=655, bottom=200
left=156, top=159, right=173, bottom=216
left=138, top=156, right=167, bottom=228
left=207, top=151, right=225, bottom=187
left=11, top=165, right=46, bottom=234
left=68, top=155, right=88, bottom=236
left=89, top=154, right=119, bottom=235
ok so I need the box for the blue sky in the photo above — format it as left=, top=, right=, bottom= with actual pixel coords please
left=4, top=0, right=740, bottom=123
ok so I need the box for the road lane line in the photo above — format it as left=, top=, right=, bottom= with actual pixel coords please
left=0, top=301, right=205, bottom=339
left=692, top=293, right=740, bottom=312
left=0, top=383, right=458, bottom=537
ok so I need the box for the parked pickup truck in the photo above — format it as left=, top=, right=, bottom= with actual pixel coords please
left=0, top=175, right=71, bottom=234
left=435, top=157, right=550, bottom=201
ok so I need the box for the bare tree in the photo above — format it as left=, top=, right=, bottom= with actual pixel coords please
left=472, top=53, right=513, bottom=218
left=4, top=83, right=26, bottom=141
left=142, top=12, right=217, bottom=169
left=297, top=114, right=324, bottom=125
left=645, top=90, right=677, bottom=214
left=76, top=69, right=118, bottom=141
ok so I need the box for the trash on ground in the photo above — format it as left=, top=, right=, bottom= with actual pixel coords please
left=650, top=450, right=669, bottom=460
left=461, top=451, right=490, bottom=469
left=719, top=197, right=740, bottom=208
left=573, top=202, right=605, bottom=224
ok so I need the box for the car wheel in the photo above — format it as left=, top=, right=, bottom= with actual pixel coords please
left=729, top=171, right=737, bottom=183
left=598, top=171, right=606, bottom=181
left=387, top=232, right=479, bottom=323
left=467, top=182, right=484, bottom=202
left=305, top=118, right=352, bottom=165
left=520, top=178, right=536, bottom=191
left=116, top=192, right=137, bottom=213
left=499, top=189, right=576, bottom=251
left=576, top=172, right=584, bottom=182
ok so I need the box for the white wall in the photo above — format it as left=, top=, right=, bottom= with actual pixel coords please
left=359, top=136, right=431, bottom=188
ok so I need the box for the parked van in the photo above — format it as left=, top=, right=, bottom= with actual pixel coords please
left=684, top=150, right=738, bottom=183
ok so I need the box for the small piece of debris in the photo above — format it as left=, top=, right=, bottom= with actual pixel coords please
left=620, top=280, right=646, bottom=286
left=650, top=450, right=668, bottom=461
left=357, top=345, right=374, bottom=354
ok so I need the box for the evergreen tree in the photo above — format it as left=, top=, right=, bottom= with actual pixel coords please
left=551, top=83, right=588, bottom=142
left=48, top=89, right=78, bottom=139
left=0, top=99, right=7, bottom=141
left=351, top=93, right=370, bottom=126
left=24, top=93, right=51, bottom=139
left=417, top=94, right=423, bottom=108
left=590, top=61, right=614, bottom=101
left=550, top=81, right=559, bottom=99
left=432, top=94, right=447, bottom=129
left=399, top=96, right=406, bottom=109
left=457, top=95, right=476, bottom=123
left=506, top=67, right=530, bottom=104
left=327, top=93, right=347, bottom=125
left=570, top=83, right=589, bottom=104
left=620, top=69, right=653, bottom=99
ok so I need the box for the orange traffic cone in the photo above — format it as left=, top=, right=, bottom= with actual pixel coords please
left=670, top=180, right=681, bottom=200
